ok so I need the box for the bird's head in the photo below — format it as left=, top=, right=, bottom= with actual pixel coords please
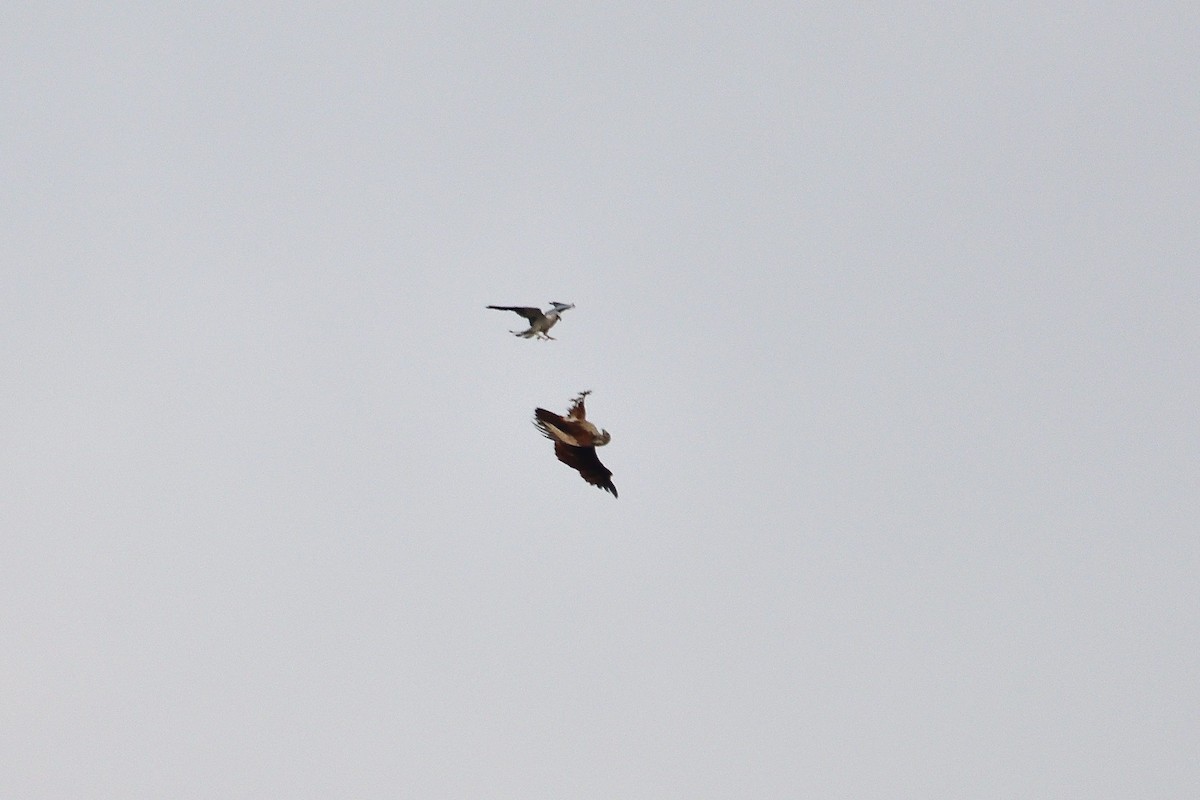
left=594, top=429, right=612, bottom=446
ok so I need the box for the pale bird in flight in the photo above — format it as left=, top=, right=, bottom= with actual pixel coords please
left=487, top=302, right=575, bottom=340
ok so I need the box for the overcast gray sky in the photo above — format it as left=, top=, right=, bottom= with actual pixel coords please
left=3, top=3, right=1198, bottom=797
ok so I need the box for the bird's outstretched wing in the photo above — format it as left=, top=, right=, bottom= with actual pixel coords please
left=535, top=407, right=608, bottom=447
left=534, top=408, right=587, bottom=447
left=554, top=441, right=617, bottom=497
left=486, top=305, right=544, bottom=323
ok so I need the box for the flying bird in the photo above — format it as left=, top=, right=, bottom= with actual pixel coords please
left=533, top=390, right=617, bottom=497
left=487, top=302, right=575, bottom=340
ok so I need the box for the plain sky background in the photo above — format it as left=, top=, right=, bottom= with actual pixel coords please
left=3, top=3, right=1197, bottom=797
